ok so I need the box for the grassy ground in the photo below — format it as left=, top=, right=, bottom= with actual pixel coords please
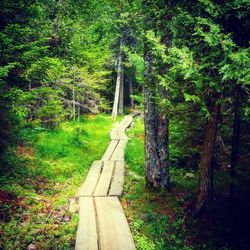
left=1, top=114, right=249, bottom=249
left=0, top=114, right=113, bottom=249
left=124, top=117, right=195, bottom=250
left=124, top=117, right=250, bottom=250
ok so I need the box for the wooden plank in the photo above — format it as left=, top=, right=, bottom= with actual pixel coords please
left=102, top=140, right=118, bottom=161
left=117, top=115, right=133, bottom=140
left=95, top=197, right=136, bottom=250
left=111, top=140, right=128, bottom=161
left=117, top=125, right=129, bottom=140
left=120, top=116, right=129, bottom=126
left=75, top=197, right=98, bottom=250
left=94, top=161, right=115, bottom=196
left=77, top=161, right=102, bottom=196
left=109, top=161, right=125, bottom=196
left=123, top=115, right=133, bottom=128
left=110, top=124, right=119, bottom=140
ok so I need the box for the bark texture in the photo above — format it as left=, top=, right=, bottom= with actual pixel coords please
left=128, top=77, right=134, bottom=108
left=144, top=45, right=171, bottom=189
left=118, top=60, right=124, bottom=114
left=193, top=96, right=218, bottom=215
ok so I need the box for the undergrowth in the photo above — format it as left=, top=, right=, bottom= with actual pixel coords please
left=124, top=117, right=248, bottom=250
left=0, top=114, right=113, bottom=249
left=124, top=117, right=193, bottom=250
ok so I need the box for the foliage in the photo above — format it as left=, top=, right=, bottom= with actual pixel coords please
left=0, top=0, right=249, bottom=249
left=125, top=117, right=193, bottom=250
left=0, top=115, right=113, bottom=249
left=24, top=57, right=65, bottom=86
left=0, top=0, right=119, bottom=151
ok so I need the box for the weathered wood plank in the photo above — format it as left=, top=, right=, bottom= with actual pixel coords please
left=109, top=161, right=125, bottom=196
left=123, top=115, right=133, bottom=128
left=95, top=197, right=136, bottom=250
left=94, top=161, right=115, bottom=196
left=102, top=140, right=118, bottom=161
left=75, top=197, right=98, bottom=250
left=75, top=114, right=138, bottom=250
left=110, top=123, right=119, bottom=140
left=116, top=116, right=133, bottom=140
left=111, top=140, right=128, bottom=161
left=117, top=125, right=129, bottom=140
left=120, top=116, right=129, bottom=126
left=77, top=161, right=102, bottom=196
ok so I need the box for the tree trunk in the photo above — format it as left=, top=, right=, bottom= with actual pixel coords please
left=192, top=96, right=218, bottom=215
left=156, top=112, right=171, bottom=189
left=143, top=0, right=171, bottom=190
left=73, top=75, right=76, bottom=121
left=229, top=85, right=241, bottom=204
left=144, top=85, right=159, bottom=186
left=112, top=39, right=123, bottom=118
left=144, top=39, right=171, bottom=190
left=118, top=59, right=124, bottom=114
left=78, top=105, right=80, bottom=122
left=128, top=77, right=134, bottom=108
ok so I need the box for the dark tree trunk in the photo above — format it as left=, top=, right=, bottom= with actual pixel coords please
left=144, top=89, right=171, bottom=189
left=118, top=55, right=124, bottom=114
left=157, top=110, right=171, bottom=189
left=128, top=77, right=134, bottom=108
left=229, top=85, right=241, bottom=204
left=144, top=85, right=159, bottom=186
left=142, top=0, right=171, bottom=190
left=144, top=35, right=171, bottom=190
left=192, top=95, right=218, bottom=215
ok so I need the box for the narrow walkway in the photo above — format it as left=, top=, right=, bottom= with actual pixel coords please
left=75, top=114, right=136, bottom=250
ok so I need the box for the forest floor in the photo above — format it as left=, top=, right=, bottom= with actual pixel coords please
left=0, top=114, right=250, bottom=250
left=124, top=117, right=250, bottom=250
left=0, top=115, right=113, bottom=249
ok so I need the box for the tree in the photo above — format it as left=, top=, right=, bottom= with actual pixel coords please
left=112, top=38, right=124, bottom=117
left=143, top=1, right=171, bottom=189
left=193, top=94, right=219, bottom=213
left=161, top=0, right=250, bottom=214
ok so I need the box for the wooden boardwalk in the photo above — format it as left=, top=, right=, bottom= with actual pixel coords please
left=75, top=115, right=136, bottom=250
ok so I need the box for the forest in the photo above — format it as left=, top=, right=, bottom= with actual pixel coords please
left=0, top=0, right=249, bottom=249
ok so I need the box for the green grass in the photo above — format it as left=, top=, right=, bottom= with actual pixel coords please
left=124, top=117, right=248, bottom=250
left=125, top=118, right=145, bottom=176
left=124, top=117, right=193, bottom=250
left=0, top=114, right=113, bottom=249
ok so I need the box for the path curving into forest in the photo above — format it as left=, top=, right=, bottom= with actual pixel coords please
left=75, top=114, right=137, bottom=250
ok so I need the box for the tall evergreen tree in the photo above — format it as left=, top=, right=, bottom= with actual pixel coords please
left=143, top=0, right=171, bottom=189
